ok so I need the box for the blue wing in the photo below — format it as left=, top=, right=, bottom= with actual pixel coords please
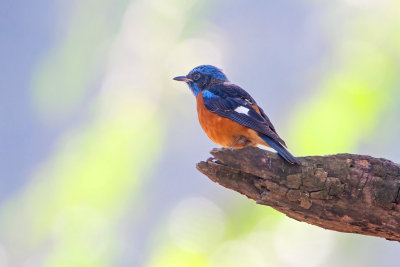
left=202, top=82, right=286, bottom=147
left=259, top=135, right=301, bottom=165
left=212, top=83, right=279, bottom=134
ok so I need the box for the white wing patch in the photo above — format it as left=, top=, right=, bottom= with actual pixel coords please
left=234, top=106, right=249, bottom=115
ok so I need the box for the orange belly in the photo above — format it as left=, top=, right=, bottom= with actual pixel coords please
left=196, top=94, right=269, bottom=148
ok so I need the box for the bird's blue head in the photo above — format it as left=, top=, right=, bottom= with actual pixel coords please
left=173, top=65, right=228, bottom=96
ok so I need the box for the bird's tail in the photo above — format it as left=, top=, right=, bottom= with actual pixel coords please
left=259, top=135, right=301, bottom=165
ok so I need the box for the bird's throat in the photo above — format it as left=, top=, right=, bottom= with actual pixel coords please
left=188, top=82, right=201, bottom=96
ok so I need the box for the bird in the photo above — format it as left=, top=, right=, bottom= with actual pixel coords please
left=173, top=65, right=301, bottom=165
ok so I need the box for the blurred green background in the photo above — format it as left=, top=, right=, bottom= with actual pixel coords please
left=1, top=0, right=400, bottom=266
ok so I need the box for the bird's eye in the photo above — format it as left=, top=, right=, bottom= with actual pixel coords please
left=193, top=73, right=201, bottom=81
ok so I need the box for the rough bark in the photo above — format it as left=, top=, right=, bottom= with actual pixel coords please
left=196, top=146, right=400, bottom=241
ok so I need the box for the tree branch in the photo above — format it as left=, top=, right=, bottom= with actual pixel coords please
left=196, top=147, right=400, bottom=241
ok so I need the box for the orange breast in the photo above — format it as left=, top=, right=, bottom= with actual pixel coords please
left=196, top=93, right=269, bottom=148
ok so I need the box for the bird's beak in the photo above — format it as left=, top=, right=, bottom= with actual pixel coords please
left=173, top=76, right=192, bottom=82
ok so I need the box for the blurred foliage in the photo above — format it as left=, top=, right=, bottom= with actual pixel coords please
left=150, top=1, right=400, bottom=267
left=291, top=1, right=400, bottom=155
left=1, top=0, right=164, bottom=266
left=1, top=0, right=400, bottom=266
left=32, top=0, right=131, bottom=122
left=1, top=109, right=161, bottom=266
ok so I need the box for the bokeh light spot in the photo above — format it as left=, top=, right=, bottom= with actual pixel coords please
left=209, top=241, right=266, bottom=267
left=168, top=197, right=226, bottom=253
left=274, top=219, right=335, bottom=267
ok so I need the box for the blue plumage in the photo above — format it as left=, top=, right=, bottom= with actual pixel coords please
left=189, top=65, right=228, bottom=81
left=202, top=90, right=219, bottom=99
left=173, top=65, right=301, bottom=165
left=187, top=65, right=228, bottom=96
left=189, top=82, right=202, bottom=96
left=202, top=84, right=287, bottom=147
left=259, top=135, right=301, bottom=165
